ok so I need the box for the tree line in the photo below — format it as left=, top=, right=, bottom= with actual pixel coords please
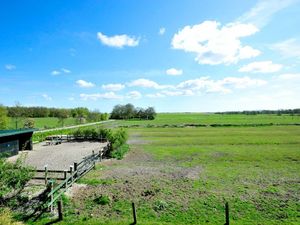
left=0, top=104, right=109, bottom=129
left=216, top=109, right=300, bottom=115
left=110, top=104, right=156, bottom=120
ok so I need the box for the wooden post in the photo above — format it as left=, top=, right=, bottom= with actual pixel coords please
left=57, top=199, right=63, bottom=221
left=70, top=165, right=73, bottom=184
left=225, top=202, right=229, bottom=225
left=64, top=170, right=67, bottom=189
left=99, top=150, right=102, bottom=161
left=50, top=181, right=54, bottom=212
left=132, top=202, right=137, bottom=225
left=44, top=165, right=48, bottom=185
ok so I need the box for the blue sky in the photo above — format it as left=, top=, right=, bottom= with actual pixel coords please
left=1, top=0, right=300, bottom=112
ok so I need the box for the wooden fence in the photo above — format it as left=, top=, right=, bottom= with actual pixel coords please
left=31, top=144, right=110, bottom=211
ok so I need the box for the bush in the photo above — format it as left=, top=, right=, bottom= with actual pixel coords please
left=0, top=156, right=34, bottom=200
left=0, top=208, right=23, bottom=225
left=110, top=144, right=129, bottom=160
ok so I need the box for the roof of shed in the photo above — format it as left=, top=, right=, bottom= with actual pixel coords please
left=0, top=129, right=37, bottom=138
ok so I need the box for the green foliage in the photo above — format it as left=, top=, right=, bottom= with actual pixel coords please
left=93, top=195, right=111, bottom=205
left=110, top=144, right=129, bottom=160
left=110, top=103, right=156, bottom=120
left=0, top=208, right=23, bottom=225
left=0, top=104, right=9, bottom=129
left=23, top=118, right=35, bottom=128
left=0, top=157, right=34, bottom=199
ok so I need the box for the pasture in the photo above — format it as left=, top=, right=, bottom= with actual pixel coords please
left=31, top=122, right=300, bottom=224
left=108, top=113, right=300, bottom=127
left=8, top=117, right=78, bottom=129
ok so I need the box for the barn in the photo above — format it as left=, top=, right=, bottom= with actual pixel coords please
left=0, top=129, right=36, bottom=156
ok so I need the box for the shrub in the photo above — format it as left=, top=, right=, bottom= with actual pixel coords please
left=110, top=144, right=129, bottom=160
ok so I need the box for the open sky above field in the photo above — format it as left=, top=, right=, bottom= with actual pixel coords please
left=1, top=0, right=300, bottom=112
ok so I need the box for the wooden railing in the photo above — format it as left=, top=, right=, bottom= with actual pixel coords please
left=33, top=144, right=110, bottom=211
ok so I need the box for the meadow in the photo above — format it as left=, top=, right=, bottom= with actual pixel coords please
left=8, top=117, right=79, bottom=129
left=29, top=114, right=300, bottom=225
left=108, top=113, right=300, bottom=127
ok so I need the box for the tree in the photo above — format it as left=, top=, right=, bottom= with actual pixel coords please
left=8, top=102, right=24, bottom=129
left=23, top=118, right=35, bottom=128
left=57, top=109, right=69, bottom=127
left=0, top=104, right=8, bottom=129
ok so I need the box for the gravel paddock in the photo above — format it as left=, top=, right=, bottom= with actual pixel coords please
left=8, top=141, right=108, bottom=170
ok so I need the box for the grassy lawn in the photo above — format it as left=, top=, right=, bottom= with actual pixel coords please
left=108, top=113, right=300, bottom=127
left=8, top=117, right=79, bottom=129
left=30, top=125, right=300, bottom=225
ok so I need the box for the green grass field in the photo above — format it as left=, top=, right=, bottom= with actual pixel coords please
left=8, top=117, right=79, bottom=129
left=30, top=119, right=300, bottom=225
left=108, top=113, right=300, bottom=127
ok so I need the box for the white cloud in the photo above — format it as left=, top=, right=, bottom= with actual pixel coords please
left=159, top=27, right=166, bottom=35
left=68, top=97, right=75, bottom=101
left=76, top=79, right=95, bottom=88
left=161, top=90, right=194, bottom=97
left=97, top=32, right=139, bottom=48
left=5, top=64, right=16, bottom=70
left=146, top=93, right=165, bottom=98
left=166, top=68, right=183, bottom=76
left=239, top=61, right=283, bottom=73
left=80, top=92, right=122, bottom=101
left=126, top=91, right=142, bottom=99
left=238, top=0, right=299, bottom=28
left=52, top=68, right=71, bottom=75
left=102, top=83, right=125, bottom=91
left=172, top=21, right=260, bottom=65
left=128, top=78, right=171, bottom=89
left=51, top=70, right=61, bottom=75
left=42, top=94, right=52, bottom=101
left=271, top=38, right=300, bottom=59
left=278, top=73, right=300, bottom=80
left=61, top=68, right=71, bottom=73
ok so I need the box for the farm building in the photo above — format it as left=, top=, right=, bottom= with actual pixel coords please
left=0, top=129, right=36, bottom=156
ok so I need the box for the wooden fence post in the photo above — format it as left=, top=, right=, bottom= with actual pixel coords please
left=50, top=181, right=54, bottom=212
left=132, top=202, right=137, bottom=224
left=99, top=149, right=102, bottom=161
left=58, top=199, right=63, bottom=221
left=225, top=202, right=229, bottom=225
left=44, top=165, right=48, bottom=185
left=70, top=165, right=73, bottom=184
left=64, top=170, right=67, bottom=189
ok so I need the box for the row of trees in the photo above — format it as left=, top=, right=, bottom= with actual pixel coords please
left=216, top=109, right=300, bottom=115
left=0, top=103, right=109, bottom=129
left=110, top=104, right=156, bottom=120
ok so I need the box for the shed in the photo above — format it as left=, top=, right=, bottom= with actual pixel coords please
left=0, top=129, right=36, bottom=156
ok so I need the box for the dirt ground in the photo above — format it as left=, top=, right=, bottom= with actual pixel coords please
left=8, top=141, right=108, bottom=170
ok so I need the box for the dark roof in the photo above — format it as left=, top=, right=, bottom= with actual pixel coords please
left=0, top=129, right=37, bottom=138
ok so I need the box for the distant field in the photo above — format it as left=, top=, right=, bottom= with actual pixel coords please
left=8, top=117, right=78, bottom=129
left=32, top=125, right=300, bottom=225
left=108, top=113, right=300, bottom=127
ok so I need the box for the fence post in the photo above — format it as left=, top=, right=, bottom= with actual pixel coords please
left=132, top=202, right=137, bottom=225
left=58, top=199, right=63, bottom=221
left=64, top=170, right=67, bottom=189
left=99, top=149, right=102, bottom=161
left=74, top=162, right=78, bottom=179
left=70, top=165, right=73, bottom=184
left=50, top=181, right=54, bottom=212
left=44, top=165, right=48, bottom=186
left=225, top=202, right=229, bottom=225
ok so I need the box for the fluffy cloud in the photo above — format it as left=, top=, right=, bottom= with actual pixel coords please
left=146, top=93, right=165, bottom=98
left=80, top=92, right=122, bottom=100
left=159, top=27, right=166, bottom=35
left=5, top=64, right=16, bottom=70
left=42, top=94, right=52, bottom=101
left=128, top=78, right=171, bottom=89
left=238, top=61, right=283, bottom=73
left=172, top=21, right=260, bottom=65
left=61, top=68, right=71, bottom=73
left=126, top=91, right=142, bottom=99
left=76, top=80, right=95, bottom=88
left=97, top=32, right=139, bottom=48
left=278, top=73, right=300, bottom=80
left=102, top=83, right=125, bottom=91
left=271, top=38, right=300, bottom=59
left=166, top=68, right=183, bottom=76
